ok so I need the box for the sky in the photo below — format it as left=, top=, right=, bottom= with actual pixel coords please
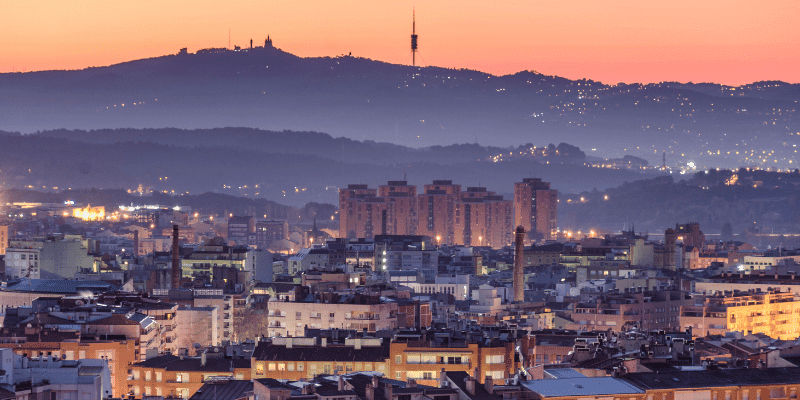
left=1, top=0, right=798, bottom=85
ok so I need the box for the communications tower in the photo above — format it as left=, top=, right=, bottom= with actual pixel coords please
left=411, top=9, right=418, bottom=66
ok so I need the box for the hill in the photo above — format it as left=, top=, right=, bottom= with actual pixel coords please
left=1, top=46, right=799, bottom=169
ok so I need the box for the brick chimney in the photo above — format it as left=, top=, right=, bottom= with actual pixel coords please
left=439, top=368, right=447, bottom=388
left=484, top=376, right=494, bottom=394
left=366, top=384, right=375, bottom=400
left=465, top=377, right=475, bottom=396
left=385, top=383, right=393, bottom=400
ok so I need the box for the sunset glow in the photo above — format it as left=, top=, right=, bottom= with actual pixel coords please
left=2, top=0, right=799, bottom=84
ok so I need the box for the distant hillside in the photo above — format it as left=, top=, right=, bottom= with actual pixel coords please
left=0, top=129, right=654, bottom=206
left=1, top=46, right=799, bottom=169
left=560, top=169, right=800, bottom=237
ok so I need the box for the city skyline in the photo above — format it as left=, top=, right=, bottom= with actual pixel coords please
left=2, top=0, right=799, bottom=85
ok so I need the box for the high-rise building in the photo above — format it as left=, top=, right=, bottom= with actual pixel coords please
left=514, top=178, right=558, bottom=242
left=454, top=187, right=513, bottom=248
left=339, top=184, right=377, bottom=238
left=417, top=180, right=462, bottom=245
left=379, top=181, right=418, bottom=237
left=340, top=182, right=418, bottom=239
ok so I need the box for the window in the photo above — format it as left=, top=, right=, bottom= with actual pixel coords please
left=330, top=313, right=335, bottom=318
left=288, top=363, right=295, bottom=371
left=770, top=389, right=785, bottom=399
left=269, top=363, right=276, bottom=371
left=485, top=355, right=504, bottom=364
left=256, top=363, right=265, bottom=375
left=145, top=371, right=151, bottom=381
left=298, top=363, right=304, bottom=372
left=296, top=312, right=302, bottom=319
left=133, top=370, right=140, bottom=380
left=790, top=389, right=797, bottom=399
left=156, top=372, right=162, bottom=382
left=743, top=390, right=750, bottom=400
left=490, top=371, right=504, bottom=379
left=79, top=351, right=86, bottom=359
left=396, top=355, right=403, bottom=364
left=278, top=363, right=286, bottom=371
left=396, top=372, right=403, bottom=379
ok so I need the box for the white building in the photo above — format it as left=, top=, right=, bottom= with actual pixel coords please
left=405, top=274, right=471, bottom=300
left=0, top=348, right=111, bottom=399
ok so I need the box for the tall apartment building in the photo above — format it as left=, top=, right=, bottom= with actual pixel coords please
left=417, top=180, right=461, bottom=245
left=339, top=182, right=418, bottom=239
left=454, top=188, right=513, bottom=248
left=227, top=216, right=255, bottom=246
left=339, top=184, right=378, bottom=238
left=514, top=178, right=558, bottom=242
left=379, top=181, right=418, bottom=237
left=255, top=220, right=288, bottom=248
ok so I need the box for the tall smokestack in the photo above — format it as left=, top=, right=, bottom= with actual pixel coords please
left=513, top=225, right=525, bottom=303
left=171, top=225, right=181, bottom=289
left=133, top=229, right=139, bottom=257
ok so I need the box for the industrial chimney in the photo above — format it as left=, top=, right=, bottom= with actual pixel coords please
left=171, top=225, right=181, bottom=289
left=133, top=229, right=139, bottom=257
left=513, top=225, right=525, bottom=303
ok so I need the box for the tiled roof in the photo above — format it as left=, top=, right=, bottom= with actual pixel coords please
left=133, top=354, right=251, bottom=371
left=253, top=343, right=390, bottom=362
left=189, top=379, right=253, bottom=400
left=621, top=367, right=800, bottom=390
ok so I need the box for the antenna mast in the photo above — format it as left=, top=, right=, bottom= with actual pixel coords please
left=411, top=8, right=418, bottom=66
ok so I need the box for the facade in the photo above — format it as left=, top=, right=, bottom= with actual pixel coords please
left=7, top=235, right=96, bottom=279
left=389, top=341, right=516, bottom=386
left=267, top=295, right=398, bottom=337
left=379, top=181, right=418, bottom=237
left=227, top=216, right=255, bottom=246
left=251, top=337, right=390, bottom=381
left=404, top=274, right=471, bottom=301
left=0, top=224, right=8, bottom=255
left=0, top=331, right=134, bottom=398
left=454, top=188, right=513, bottom=248
left=568, top=289, right=692, bottom=332
left=680, top=289, right=800, bottom=340
left=374, top=236, right=437, bottom=278
left=175, top=306, right=219, bottom=348
left=514, top=178, right=558, bottom=242
left=129, top=353, right=251, bottom=398
left=256, top=220, right=289, bottom=248
left=417, top=180, right=461, bottom=246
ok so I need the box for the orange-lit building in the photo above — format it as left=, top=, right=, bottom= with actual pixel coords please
left=417, top=180, right=462, bottom=245
left=339, top=184, right=379, bottom=238
left=680, top=289, right=800, bottom=340
left=514, top=178, right=558, bottom=242
left=379, top=181, right=418, bottom=237
left=454, top=188, right=513, bottom=248
left=251, top=337, right=391, bottom=381
left=129, top=353, right=251, bottom=398
left=0, top=328, right=135, bottom=398
left=388, top=340, right=517, bottom=386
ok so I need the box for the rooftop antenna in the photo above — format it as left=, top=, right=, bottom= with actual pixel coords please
left=411, top=7, right=419, bottom=66
left=662, top=151, right=666, bottom=171
left=228, top=28, right=231, bottom=50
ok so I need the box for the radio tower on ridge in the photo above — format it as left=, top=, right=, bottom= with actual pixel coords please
left=411, top=8, right=419, bottom=66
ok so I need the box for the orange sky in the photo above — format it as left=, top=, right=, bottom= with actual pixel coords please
left=2, top=0, right=798, bottom=85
